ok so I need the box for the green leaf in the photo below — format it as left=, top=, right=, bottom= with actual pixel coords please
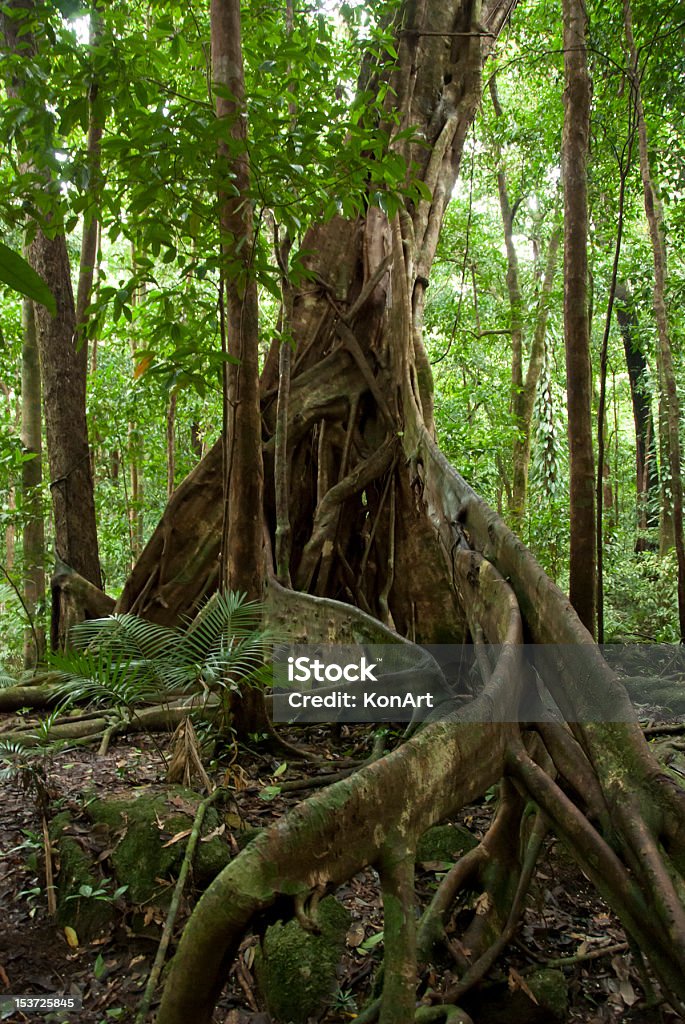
left=260, top=785, right=281, bottom=801
left=360, top=930, right=384, bottom=952
left=0, top=242, right=56, bottom=315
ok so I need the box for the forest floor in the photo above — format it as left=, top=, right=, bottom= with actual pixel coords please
left=0, top=718, right=682, bottom=1024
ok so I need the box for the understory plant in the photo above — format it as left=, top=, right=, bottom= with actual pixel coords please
left=49, top=591, right=274, bottom=732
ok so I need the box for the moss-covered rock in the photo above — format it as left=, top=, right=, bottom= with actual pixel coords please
left=463, top=967, right=568, bottom=1024
left=255, top=896, right=350, bottom=1024
left=49, top=812, right=115, bottom=941
left=236, top=825, right=263, bottom=851
left=526, top=968, right=568, bottom=1020
left=85, top=786, right=231, bottom=904
left=416, top=823, right=478, bottom=864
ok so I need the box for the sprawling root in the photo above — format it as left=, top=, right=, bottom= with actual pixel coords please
left=157, top=551, right=524, bottom=1024
left=155, top=470, right=685, bottom=1024
left=64, top=234, right=684, bottom=1020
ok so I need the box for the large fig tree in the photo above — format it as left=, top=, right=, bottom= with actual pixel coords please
left=103, top=1, right=685, bottom=1020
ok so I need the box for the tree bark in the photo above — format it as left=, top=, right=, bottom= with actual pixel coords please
left=614, top=281, right=659, bottom=550
left=74, top=3, right=104, bottom=354
left=212, top=0, right=264, bottom=602
left=29, top=229, right=102, bottom=590
left=2, top=0, right=102, bottom=598
left=624, top=0, right=685, bottom=640
left=21, top=297, right=45, bottom=665
left=561, top=0, right=596, bottom=635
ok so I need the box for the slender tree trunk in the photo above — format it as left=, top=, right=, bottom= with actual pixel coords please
left=0, top=378, right=16, bottom=577
left=2, top=0, right=102, bottom=597
left=511, top=227, right=561, bottom=524
left=614, top=282, right=659, bottom=550
left=561, top=0, right=596, bottom=635
left=211, top=0, right=264, bottom=600
left=212, top=0, right=267, bottom=735
left=74, top=4, right=104, bottom=353
left=129, top=254, right=145, bottom=561
left=488, top=78, right=523, bottom=420
left=28, top=231, right=102, bottom=589
left=624, top=0, right=685, bottom=639
left=166, top=390, right=177, bottom=500
left=488, top=79, right=561, bottom=529
left=595, top=126, right=632, bottom=641
left=21, top=297, right=45, bottom=665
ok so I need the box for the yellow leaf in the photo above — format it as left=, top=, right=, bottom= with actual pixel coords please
left=64, top=926, right=79, bottom=949
left=134, top=354, right=152, bottom=379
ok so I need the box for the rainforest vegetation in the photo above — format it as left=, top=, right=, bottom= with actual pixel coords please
left=1, top=0, right=685, bottom=1022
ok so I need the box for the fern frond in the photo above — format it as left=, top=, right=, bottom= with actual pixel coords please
left=0, top=666, right=18, bottom=689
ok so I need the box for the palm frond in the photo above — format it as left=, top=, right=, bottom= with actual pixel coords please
left=70, top=614, right=181, bottom=661
left=0, top=666, right=18, bottom=689
left=46, top=590, right=285, bottom=713
left=179, top=592, right=267, bottom=664
left=65, top=614, right=185, bottom=695
left=50, top=648, right=163, bottom=710
left=0, top=739, right=35, bottom=783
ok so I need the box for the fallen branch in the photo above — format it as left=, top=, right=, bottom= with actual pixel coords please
left=135, top=786, right=226, bottom=1024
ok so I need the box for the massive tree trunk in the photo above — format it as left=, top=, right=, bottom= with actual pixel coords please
left=561, top=0, right=596, bottom=636
left=111, top=3, right=685, bottom=1019
left=28, top=230, right=103, bottom=591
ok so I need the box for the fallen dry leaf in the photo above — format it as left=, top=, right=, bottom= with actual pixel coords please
left=346, top=922, right=366, bottom=947
left=162, top=829, right=192, bottom=847
left=508, top=967, right=539, bottom=1005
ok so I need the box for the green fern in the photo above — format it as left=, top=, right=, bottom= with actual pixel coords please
left=50, top=591, right=277, bottom=714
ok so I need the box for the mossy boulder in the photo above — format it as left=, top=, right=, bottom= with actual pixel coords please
left=255, top=896, right=351, bottom=1023
left=85, top=786, right=231, bottom=904
left=464, top=967, right=568, bottom=1024
left=527, top=968, right=568, bottom=1020
left=49, top=812, right=115, bottom=941
left=416, top=823, right=478, bottom=864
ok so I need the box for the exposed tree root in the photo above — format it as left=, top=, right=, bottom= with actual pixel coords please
left=156, top=551, right=524, bottom=1024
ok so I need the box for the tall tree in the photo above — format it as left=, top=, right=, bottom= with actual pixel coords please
left=488, top=75, right=561, bottom=526
left=20, top=296, right=45, bottom=665
left=211, top=0, right=264, bottom=601
left=624, top=0, right=685, bottom=641
left=2, top=0, right=102, bottom=599
left=614, top=281, right=659, bottom=551
left=151, top=4, right=685, bottom=1020
left=561, top=0, right=595, bottom=635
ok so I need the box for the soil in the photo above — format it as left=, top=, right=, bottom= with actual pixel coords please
left=0, top=718, right=682, bottom=1024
